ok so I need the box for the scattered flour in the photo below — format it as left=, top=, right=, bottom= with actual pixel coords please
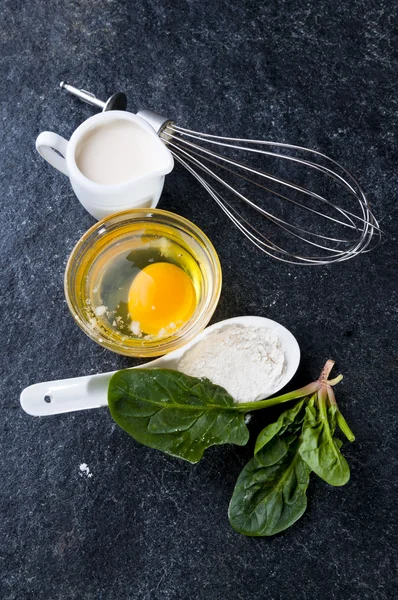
left=177, top=325, right=285, bottom=404
left=79, top=463, right=93, bottom=478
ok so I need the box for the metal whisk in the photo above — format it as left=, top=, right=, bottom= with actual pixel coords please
left=60, top=82, right=381, bottom=266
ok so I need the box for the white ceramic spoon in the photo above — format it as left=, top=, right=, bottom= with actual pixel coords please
left=20, top=316, right=300, bottom=417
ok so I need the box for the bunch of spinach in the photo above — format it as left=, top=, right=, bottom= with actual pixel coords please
left=108, top=360, right=354, bottom=536
left=228, top=360, right=355, bottom=536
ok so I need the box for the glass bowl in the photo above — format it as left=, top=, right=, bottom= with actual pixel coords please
left=64, top=208, right=222, bottom=357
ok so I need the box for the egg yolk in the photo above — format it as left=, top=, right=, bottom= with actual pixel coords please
left=127, top=262, right=197, bottom=336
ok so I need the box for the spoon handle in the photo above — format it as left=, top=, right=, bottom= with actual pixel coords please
left=20, top=371, right=115, bottom=416
left=20, top=355, right=174, bottom=417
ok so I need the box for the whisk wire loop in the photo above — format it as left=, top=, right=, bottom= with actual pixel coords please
left=161, top=123, right=381, bottom=265
left=169, top=142, right=364, bottom=263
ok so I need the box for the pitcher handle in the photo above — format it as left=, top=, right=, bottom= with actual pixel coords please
left=36, top=131, right=69, bottom=176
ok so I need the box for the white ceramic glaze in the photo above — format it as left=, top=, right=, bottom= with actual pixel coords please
left=36, top=111, right=174, bottom=220
left=20, top=316, right=300, bottom=417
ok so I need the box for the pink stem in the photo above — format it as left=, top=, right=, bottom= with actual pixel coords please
left=319, top=359, right=335, bottom=382
left=327, top=384, right=337, bottom=405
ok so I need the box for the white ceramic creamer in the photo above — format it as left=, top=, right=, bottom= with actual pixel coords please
left=36, top=111, right=174, bottom=220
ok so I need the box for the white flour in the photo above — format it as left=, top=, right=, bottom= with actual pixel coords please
left=177, top=324, right=285, bottom=403
left=79, top=463, right=93, bottom=478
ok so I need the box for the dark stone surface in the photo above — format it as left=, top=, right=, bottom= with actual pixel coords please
left=1, top=1, right=397, bottom=598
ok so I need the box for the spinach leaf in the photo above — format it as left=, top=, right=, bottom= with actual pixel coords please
left=254, top=400, right=306, bottom=455
left=229, top=437, right=311, bottom=536
left=108, top=369, right=249, bottom=463
left=299, top=405, right=350, bottom=486
left=256, top=434, right=289, bottom=467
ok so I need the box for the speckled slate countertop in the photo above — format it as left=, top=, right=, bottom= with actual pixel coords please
left=1, top=1, right=397, bottom=599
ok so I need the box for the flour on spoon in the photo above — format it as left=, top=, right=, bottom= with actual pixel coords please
left=177, top=324, right=285, bottom=403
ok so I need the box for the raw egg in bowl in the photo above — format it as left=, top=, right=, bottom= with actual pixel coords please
left=64, top=209, right=222, bottom=357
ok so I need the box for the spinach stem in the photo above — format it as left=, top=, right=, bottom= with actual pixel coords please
left=326, top=384, right=337, bottom=405
left=319, top=359, right=335, bottom=381
left=318, top=385, right=328, bottom=422
left=236, top=359, right=343, bottom=413
left=336, top=410, right=356, bottom=442
left=236, top=381, right=321, bottom=413
left=328, top=374, right=343, bottom=386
